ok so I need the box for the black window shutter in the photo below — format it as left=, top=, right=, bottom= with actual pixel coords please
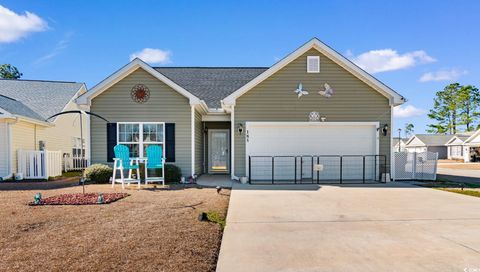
left=165, top=123, right=175, bottom=162
left=107, top=123, right=117, bottom=162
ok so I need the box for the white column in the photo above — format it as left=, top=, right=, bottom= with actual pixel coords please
left=85, top=110, right=91, bottom=166
left=191, top=105, right=195, bottom=177
left=230, top=105, right=235, bottom=180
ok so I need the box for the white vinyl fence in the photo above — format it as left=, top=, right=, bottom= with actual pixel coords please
left=63, top=154, right=89, bottom=172
left=394, top=151, right=438, bottom=181
left=17, top=150, right=63, bottom=179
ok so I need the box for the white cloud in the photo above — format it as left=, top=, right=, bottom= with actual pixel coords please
left=130, top=48, right=171, bottom=64
left=0, top=5, right=47, bottom=43
left=34, top=32, right=73, bottom=64
left=393, top=105, right=427, bottom=118
left=350, top=49, right=436, bottom=73
left=419, top=69, right=468, bottom=82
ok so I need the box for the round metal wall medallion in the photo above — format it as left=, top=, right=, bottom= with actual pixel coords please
left=131, top=84, right=150, bottom=103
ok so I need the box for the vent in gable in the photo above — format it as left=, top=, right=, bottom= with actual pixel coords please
left=307, top=56, right=320, bottom=73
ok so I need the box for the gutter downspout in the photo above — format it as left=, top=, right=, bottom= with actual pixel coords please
left=3, top=118, right=17, bottom=180
left=391, top=105, right=395, bottom=182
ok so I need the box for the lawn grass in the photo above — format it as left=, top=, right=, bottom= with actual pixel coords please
left=0, top=183, right=230, bottom=271
left=424, top=179, right=480, bottom=189
left=417, top=179, right=480, bottom=198
left=435, top=188, right=480, bottom=198
left=205, top=210, right=226, bottom=229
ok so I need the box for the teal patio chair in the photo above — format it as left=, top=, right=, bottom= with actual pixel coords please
left=145, top=145, right=165, bottom=186
left=112, top=144, right=141, bottom=189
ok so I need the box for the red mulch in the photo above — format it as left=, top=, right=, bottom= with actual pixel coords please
left=29, top=193, right=129, bottom=205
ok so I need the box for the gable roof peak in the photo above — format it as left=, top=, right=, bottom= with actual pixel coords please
left=222, top=37, right=406, bottom=106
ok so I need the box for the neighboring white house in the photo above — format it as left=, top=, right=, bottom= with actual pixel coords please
left=462, top=130, right=480, bottom=162
left=404, top=134, right=453, bottom=159
left=0, top=79, right=88, bottom=180
left=444, top=132, right=475, bottom=161
left=392, top=137, right=408, bottom=152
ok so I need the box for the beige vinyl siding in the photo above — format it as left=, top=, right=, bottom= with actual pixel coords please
left=194, top=107, right=203, bottom=175
left=90, top=68, right=192, bottom=176
left=234, top=48, right=391, bottom=177
left=9, top=100, right=86, bottom=174
left=36, top=100, right=87, bottom=155
left=0, top=121, right=9, bottom=177
left=11, top=121, right=36, bottom=174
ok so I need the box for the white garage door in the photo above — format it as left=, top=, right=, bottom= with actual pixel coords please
left=246, top=122, right=379, bottom=182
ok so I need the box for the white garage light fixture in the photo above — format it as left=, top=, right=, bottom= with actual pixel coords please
left=382, top=124, right=389, bottom=136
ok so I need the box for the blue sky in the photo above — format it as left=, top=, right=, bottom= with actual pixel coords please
left=1, top=1, right=479, bottom=134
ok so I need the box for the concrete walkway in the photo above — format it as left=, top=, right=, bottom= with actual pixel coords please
left=217, top=182, right=480, bottom=272
left=197, top=174, right=235, bottom=188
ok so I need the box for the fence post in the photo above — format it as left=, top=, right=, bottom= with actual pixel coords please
left=317, top=156, right=320, bottom=184
left=340, top=156, right=343, bottom=184
left=374, top=155, right=377, bottom=181
left=43, top=150, right=48, bottom=179
left=294, top=156, right=297, bottom=184
left=384, top=155, right=387, bottom=183
left=413, top=152, right=417, bottom=180
left=362, top=156, right=366, bottom=183
left=300, top=156, right=303, bottom=182
left=271, top=157, right=274, bottom=184
left=248, top=156, right=251, bottom=184
left=311, top=156, right=314, bottom=184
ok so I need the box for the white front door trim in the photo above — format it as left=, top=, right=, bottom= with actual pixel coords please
left=208, top=129, right=230, bottom=174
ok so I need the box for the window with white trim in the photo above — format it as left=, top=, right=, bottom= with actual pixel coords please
left=72, top=137, right=85, bottom=157
left=307, top=56, right=320, bottom=73
left=117, top=122, right=165, bottom=158
left=450, top=145, right=463, bottom=157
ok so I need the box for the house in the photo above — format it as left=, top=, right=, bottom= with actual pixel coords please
left=0, top=79, right=87, bottom=179
left=392, top=137, right=408, bottom=152
left=444, top=132, right=475, bottom=161
left=460, top=130, right=480, bottom=162
left=404, top=134, right=453, bottom=159
left=76, top=38, right=405, bottom=182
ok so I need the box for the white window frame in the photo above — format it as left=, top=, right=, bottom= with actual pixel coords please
left=307, top=56, right=320, bottom=73
left=72, top=137, right=85, bottom=157
left=117, top=122, right=165, bottom=158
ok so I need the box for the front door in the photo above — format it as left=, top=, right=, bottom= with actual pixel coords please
left=208, top=129, right=229, bottom=173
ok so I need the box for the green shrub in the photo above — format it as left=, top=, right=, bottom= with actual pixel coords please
left=165, top=164, right=182, bottom=182
left=84, top=164, right=112, bottom=184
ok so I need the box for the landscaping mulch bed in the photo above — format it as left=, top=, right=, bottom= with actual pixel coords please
left=29, top=193, right=129, bottom=205
left=0, top=183, right=230, bottom=272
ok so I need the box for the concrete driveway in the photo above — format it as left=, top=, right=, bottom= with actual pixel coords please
left=437, top=167, right=480, bottom=183
left=216, top=182, right=480, bottom=272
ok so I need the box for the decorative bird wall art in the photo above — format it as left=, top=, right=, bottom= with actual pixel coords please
left=294, top=83, right=309, bottom=98
left=318, top=83, right=334, bottom=98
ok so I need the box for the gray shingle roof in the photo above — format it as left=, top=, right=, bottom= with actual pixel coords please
left=413, top=134, right=454, bottom=146
left=0, top=95, right=44, bottom=120
left=0, top=79, right=84, bottom=121
left=392, top=137, right=409, bottom=147
left=154, top=67, right=268, bottom=108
